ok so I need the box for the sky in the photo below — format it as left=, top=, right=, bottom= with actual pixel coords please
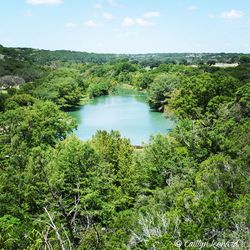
left=0, top=0, right=250, bottom=53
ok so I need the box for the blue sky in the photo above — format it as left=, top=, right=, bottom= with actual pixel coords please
left=0, top=0, right=250, bottom=53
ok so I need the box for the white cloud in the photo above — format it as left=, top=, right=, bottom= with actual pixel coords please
left=65, top=22, right=76, bottom=28
left=107, top=0, right=115, bottom=6
left=122, top=17, right=154, bottom=27
left=93, top=3, right=102, bottom=9
left=102, top=12, right=114, bottom=20
left=220, top=9, right=244, bottom=19
left=107, top=0, right=124, bottom=8
left=188, top=5, right=198, bottom=12
left=135, top=18, right=154, bottom=26
left=122, top=17, right=134, bottom=26
left=107, top=0, right=113, bottom=5
left=144, top=11, right=160, bottom=18
left=24, top=10, right=33, bottom=16
left=26, top=0, right=62, bottom=5
left=84, top=20, right=98, bottom=28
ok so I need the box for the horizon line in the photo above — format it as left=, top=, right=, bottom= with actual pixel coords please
left=1, top=44, right=250, bottom=55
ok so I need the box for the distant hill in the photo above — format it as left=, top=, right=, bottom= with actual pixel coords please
left=0, top=45, right=249, bottom=66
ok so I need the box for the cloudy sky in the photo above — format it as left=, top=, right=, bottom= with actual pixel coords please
left=0, top=0, right=250, bottom=53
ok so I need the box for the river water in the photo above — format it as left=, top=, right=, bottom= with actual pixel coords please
left=69, top=93, right=174, bottom=145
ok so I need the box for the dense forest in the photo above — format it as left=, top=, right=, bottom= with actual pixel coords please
left=1, top=44, right=250, bottom=66
left=0, top=45, right=249, bottom=249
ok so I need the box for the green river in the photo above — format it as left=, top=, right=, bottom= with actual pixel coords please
left=69, top=92, right=174, bottom=145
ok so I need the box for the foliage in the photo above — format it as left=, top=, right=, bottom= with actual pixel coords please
left=87, top=78, right=112, bottom=98
left=0, top=45, right=249, bottom=249
left=148, top=73, right=181, bottom=110
left=35, top=75, right=82, bottom=109
left=0, top=75, right=25, bottom=88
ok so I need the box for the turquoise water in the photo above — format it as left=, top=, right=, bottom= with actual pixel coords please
left=69, top=94, right=174, bottom=145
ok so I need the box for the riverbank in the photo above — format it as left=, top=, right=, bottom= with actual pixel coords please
left=112, top=84, right=147, bottom=96
left=79, top=96, right=90, bottom=105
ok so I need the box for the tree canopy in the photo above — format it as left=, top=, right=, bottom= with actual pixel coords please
left=0, top=45, right=249, bottom=249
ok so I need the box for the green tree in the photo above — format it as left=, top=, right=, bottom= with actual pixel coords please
left=149, top=73, right=181, bottom=110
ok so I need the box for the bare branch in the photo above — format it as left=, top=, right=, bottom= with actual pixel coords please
left=44, top=207, right=66, bottom=250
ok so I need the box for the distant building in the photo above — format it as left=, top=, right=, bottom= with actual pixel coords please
left=213, top=63, right=239, bottom=68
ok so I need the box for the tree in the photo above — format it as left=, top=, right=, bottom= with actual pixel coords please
left=0, top=101, right=76, bottom=216
left=0, top=75, right=25, bottom=88
left=91, top=131, right=139, bottom=208
left=5, top=94, right=36, bottom=110
left=170, top=73, right=239, bottom=119
left=239, top=55, right=250, bottom=64
left=0, top=215, right=23, bottom=249
left=35, top=76, right=82, bottom=109
left=114, top=61, right=138, bottom=76
left=149, top=73, right=181, bottom=111
left=207, top=59, right=216, bottom=66
left=33, top=136, right=101, bottom=249
left=87, top=78, right=112, bottom=98
left=132, top=72, right=153, bottom=89
left=0, top=92, right=8, bottom=112
left=138, top=134, right=194, bottom=189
